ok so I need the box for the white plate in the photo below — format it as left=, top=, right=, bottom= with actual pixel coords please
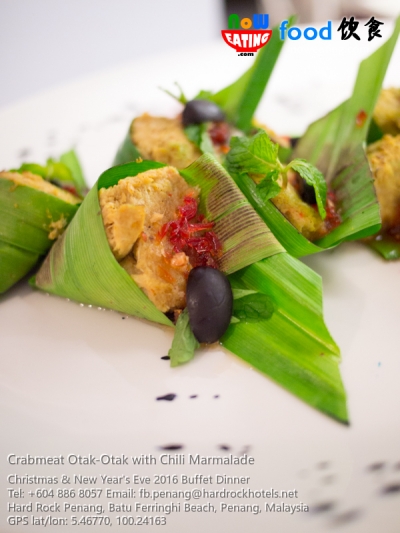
left=1, top=26, right=400, bottom=533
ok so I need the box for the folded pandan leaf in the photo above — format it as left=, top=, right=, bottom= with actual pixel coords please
left=16, top=149, right=87, bottom=198
left=223, top=255, right=346, bottom=423
left=114, top=19, right=293, bottom=166
left=34, top=156, right=283, bottom=325
left=0, top=151, right=85, bottom=294
left=180, top=156, right=282, bottom=272
left=231, top=17, right=400, bottom=258
left=34, top=154, right=346, bottom=422
left=209, top=17, right=295, bottom=133
left=296, top=18, right=400, bottom=251
left=368, top=237, right=400, bottom=260
left=113, top=127, right=142, bottom=167
left=59, top=150, right=88, bottom=197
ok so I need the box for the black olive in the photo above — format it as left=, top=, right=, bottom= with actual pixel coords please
left=300, top=181, right=317, bottom=205
left=182, top=100, right=225, bottom=127
left=186, top=267, right=233, bottom=344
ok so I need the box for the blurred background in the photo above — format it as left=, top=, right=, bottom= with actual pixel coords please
left=0, top=0, right=398, bottom=108
left=231, top=0, right=399, bottom=26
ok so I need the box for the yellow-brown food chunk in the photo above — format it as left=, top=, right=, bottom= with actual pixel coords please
left=373, top=88, right=400, bottom=135
left=99, top=166, right=198, bottom=312
left=367, top=134, right=400, bottom=229
left=102, top=204, right=145, bottom=261
left=132, top=114, right=201, bottom=169
left=249, top=170, right=326, bottom=241
left=271, top=182, right=326, bottom=241
left=0, top=171, right=80, bottom=205
left=0, top=171, right=80, bottom=240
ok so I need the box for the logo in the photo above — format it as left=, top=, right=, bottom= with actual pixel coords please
left=221, top=14, right=272, bottom=53
left=279, top=20, right=332, bottom=40
left=222, top=14, right=384, bottom=53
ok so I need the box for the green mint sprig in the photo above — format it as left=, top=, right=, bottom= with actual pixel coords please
left=184, top=124, right=214, bottom=154
left=168, top=308, right=199, bottom=367
left=231, top=289, right=275, bottom=323
left=226, top=130, right=327, bottom=219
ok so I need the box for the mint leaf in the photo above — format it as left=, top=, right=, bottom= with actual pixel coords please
left=232, top=288, right=257, bottom=300
left=288, top=159, right=327, bottom=219
left=232, top=292, right=275, bottom=323
left=45, top=159, right=74, bottom=182
left=226, top=130, right=279, bottom=175
left=17, top=160, right=73, bottom=182
left=184, top=124, right=214, bottom=154
left=256, top=169, right=281, bottom=201
left=16, top=163, right=47, bottom=177
left=168, top=309, right=200, bottom=367
left=252, top=131, right=279, bottom=164
left=225, top=130, right=328, bottom=220
left=15, top=150, right=87, bottom=197
left=185, top=124, right=200, bottom=144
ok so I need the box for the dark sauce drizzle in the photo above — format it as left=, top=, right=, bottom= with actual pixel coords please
left=367, top=462, right=385, bottom=472
left=331, top=509, right=363, bottom=526
left=311, top=501, right=336, bottom=514
left=381, top=483, right=400, bottom=495
left=156, top=393, right=176, bottom=401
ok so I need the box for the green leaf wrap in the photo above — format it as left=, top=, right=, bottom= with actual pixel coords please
left=0, top=176, right=79, bottom=294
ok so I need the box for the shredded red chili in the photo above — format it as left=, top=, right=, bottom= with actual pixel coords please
left=324, top=191, right=341, bottom=233
left=159, top=195, right=222, bottom=268
left=61, top=184, right=78, bottom=196
left=209, top=122, right=230, bottom=145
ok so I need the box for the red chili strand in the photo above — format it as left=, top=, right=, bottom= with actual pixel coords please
left=159, top=195, right=221, bottom=267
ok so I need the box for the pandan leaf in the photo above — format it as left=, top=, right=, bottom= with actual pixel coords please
left=114, top=123, right=142, bottom=167
left=59, top=149, right=87, bottom=196
left=0, top=240, right=40, bottom=295
left=0, top=173, right=80, bottom=294
left=211, top=17, right=295, bottom=132
left=167, top=248, right=347, bottom=421
left=223, top=254, right=347, bottom=423
left=367, top=236, right=400, bottom=260
left=181, top=154, right=284, bottom=274
left=16, top=149, right=87, bottom=197
left=167, top=249, right=347, bottom=422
